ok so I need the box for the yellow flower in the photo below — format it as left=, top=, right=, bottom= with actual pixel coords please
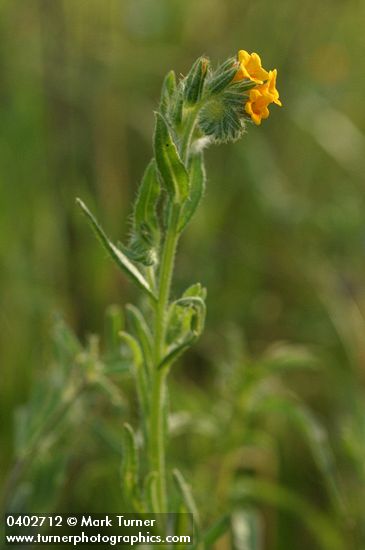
left=245, top=69, right=282, bottom=125
left=262, top=69, right=282, bottom=106
left=234, top=50, right=269, bottom=84
left=245, top=89, right=271, bottom=125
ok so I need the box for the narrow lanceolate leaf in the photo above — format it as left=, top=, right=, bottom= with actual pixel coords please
left=119, top=331, right=143, bottom=368
left=104, top=304, right=124, bottom=355
left=160, top=297, right=206, bottom=370
left=133, top=159, right=161, bottom=244
left=121, top=423, right=141, bottom=508
left=52, top=316, right=82, bottom=370
left=257, top=398, right=345, bottom=515
left=171, top=82, right=184, bottom=127
left=144, top=471, right=160, bottom=514
left=179, top=153, right=206, bottom=232
left=193, top=515, right=230, bottom=549
left=76, top=198, right=156, bottom=301
left=154, top=113, right=190, bottom=204
left=158, top=335, right=195, bottom=371
left=207, top=57, right=237, bottom=95
left=125, top=304, right=153, bottom=373
left=159, top=70, right=177, bottom=115
left=184, top=56, right=210, bottom=105
left=127, top=158, right=160, bottom=266
left=232, top=480, right=345, bottom=550
left=172, top=468, right=200, bottom=528
left=119, top=239, right=156, bottom=267
left=119, top=331, right=149, bottom=422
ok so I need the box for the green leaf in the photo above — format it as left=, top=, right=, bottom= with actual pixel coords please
left=133, top=159, right=161, bottom=244
left=125, top=304, right=153, bottom=374
left=160, top=70, right=177, bottom=115
left=103, top=309, right=130, bottom=373
left=259, top=342, right=318, bottom=373
left=154, top=113, right=190, bottom=204
left=232, top=479, right=345, bottom=550
left=144, top=471, right=160, bottom=514
left=194, top=515, right=230, bottom=549
left=76, top=198, right=157, bottom=301
left=171, top=80, right=184, bottom=127
left=119, top=239, right=156, bottom=267
left=161, top=296, right=206, bottom=370
left=207, top=57, right=238, bottom=95
left=166, top=292, right=206, bottom=345
left=119, top=331, right=143, bottom=369
left=172, top=468, right=200, bottom=528
left=179, top=153, right=206, bottom=232
left=14, top=406, right=29, bottom=456
left=184, top=56, right=210, bottom=105
left=52, top=316, right=82, bottom=371
left=120, top=331, right=149, bottom=423
left=94, top=375, right=125, bottom=409
left=183, top=282, right=207, bottom=300
left=104, top=304, right=124, bottom=355
left=121, top=423, right=142, bottom=510
left=261, top=399, right=344, bottom=514
left=158, top=335, right=195, bottom=371
left=174, top=296, right=206, bottom=336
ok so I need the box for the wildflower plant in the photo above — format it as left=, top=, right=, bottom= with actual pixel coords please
left=75, top=50, right=281, bottom=536
left=2, top=49, right=350, bottom=549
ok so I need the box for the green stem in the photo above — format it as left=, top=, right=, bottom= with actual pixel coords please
left=148, top=103, right=200, bottom=514
left=180, top=106, right=200, bottom=163
left=149, top=204, right=181, bottom=513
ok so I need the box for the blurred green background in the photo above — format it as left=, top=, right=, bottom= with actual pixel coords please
left=1, top=0, right=365, bottom=548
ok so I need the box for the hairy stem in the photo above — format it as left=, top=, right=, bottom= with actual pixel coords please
left=148, top=101, right=201, bottom=513
left=149, top=203, right=181, bottom=513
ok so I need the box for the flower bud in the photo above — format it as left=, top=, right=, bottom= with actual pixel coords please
left=207, top=57, right=238, bottom=95
left=184, top=56, right=210, bottom=105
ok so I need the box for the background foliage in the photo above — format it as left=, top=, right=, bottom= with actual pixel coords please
left=1, top=0, right=365, bottom=548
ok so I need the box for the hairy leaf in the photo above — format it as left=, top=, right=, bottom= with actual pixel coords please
left=104, top=304, right=124, bottom=356
left=144, top=471, right=160, bottom=514
left=162, top=296, right=206, bottom=369
left=260, top=398, right=344, bottom=514
left=76, top=198, right=156, bottom=301
left=232, top=479, right=345, bottom=550
left=172, top=468, right=200, bottom=527
left=154, top=113, right=189, bottom=204
left=183, top=282, right=207, bottom=300
left=184, top=56, right=210, bottom=105
left=158, top=335, right=195, bottom=371
left=194, top=515, right=230, bottom=549
left=160, top=70, right=177, bottom=116
left=179, top=153, right=206, bottom=232
left=207, top=57, right=238, bottom=95
left=133, top=159, right=160, bottom=245
left=120, top=331, right=149, bottom=422
left=125, top=304, right=153, bottom=374
left=121, top=423, right=141, bottom=510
